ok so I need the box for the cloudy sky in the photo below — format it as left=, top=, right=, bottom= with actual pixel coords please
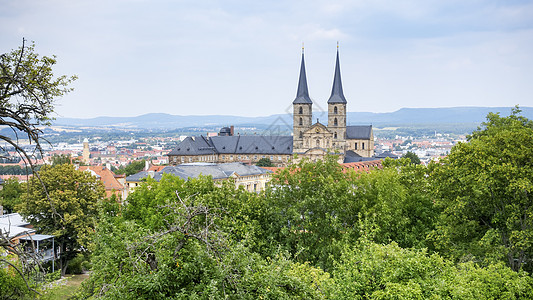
left=1, top=0, right=532, bottom=118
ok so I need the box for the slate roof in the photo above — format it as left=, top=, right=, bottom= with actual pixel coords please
left=293, top=51, right=313, bottom=104
left=168, top=135, right=293, bottom=156
left=346, top=125, right=372, bottom=139
left=374, top=151, right=399, bottom=159
left=166, top=136, right=217, bottom=156
left=126, top=162, right=271, bottom=182
left=327, top=49, right=347, bottom=104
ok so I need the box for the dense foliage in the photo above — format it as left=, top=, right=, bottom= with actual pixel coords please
left=79, top=109, right=533, bottom=299
left=255, top=158, right=274, bottom=167
left=17, top=164, right=105, bottom=276
left=430, top=107, right=533, bottom=272
left=114, top=159, right=146, bottom=176
left=0, top=108, right=516, bottom=299
left=0, top=177, right=23, bottom=213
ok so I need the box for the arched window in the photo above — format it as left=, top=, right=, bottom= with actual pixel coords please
left=334, top=132, right=337, bottom=139
left=299, top=107, right=303, bottom=114
left=334, top=106, right=338, bottom=114
left=316, top=139, right=320, bottom=147
left=299, top=131, right=303, bottom=138
left=334, top=118, right=338, bottom=126
left=362, top=142, right=365, bottom=150
left=299, top=117, right=303, bottom=126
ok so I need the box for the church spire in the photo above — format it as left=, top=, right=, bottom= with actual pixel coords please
left=327, top=44, right=347, bottom=104
left=293, top=46, right=313, bottom=104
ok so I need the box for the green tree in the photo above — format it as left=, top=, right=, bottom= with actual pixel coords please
left=328, top=240, right=533, bottom=299
left=352, top=158, right=436, bottom=250
left=260, top=155, right=436, bottom=270
left=403, top=151, right=421, bottom=164
left=0, top=177, right=23, bottom=214
left=115, top=159, right=146, bottom=176
left=79, top=175, right=331, bottom=299
left=430, top=107, right=533, bottom=272
left=17, top=164, right=105, bottom=275
left=50, top=154, right=72, bottom=165
left=262, top=156, right=355, bottom=270
left=0, top=39, right=76, bottom=295
left=0, top=39, right=76, bottom=165
left=256, top=157, right=273, bottom=167
left=0, top=258, right=36, bottom=300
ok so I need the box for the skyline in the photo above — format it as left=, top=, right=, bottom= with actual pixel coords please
left=1, top=0, right=533, bottom=118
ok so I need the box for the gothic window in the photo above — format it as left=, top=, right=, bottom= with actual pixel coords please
left=334, top=106, right=338, bottom=114
left=299, top=117, right=303, bottom=126
left=299, top=131, right=303, bottom=138
left=299, top=107, right=303, bottom=114
left=334, top=118, right=338, bottom=126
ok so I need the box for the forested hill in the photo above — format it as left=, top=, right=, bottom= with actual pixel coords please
left=53, top=106, right=533, bottom=129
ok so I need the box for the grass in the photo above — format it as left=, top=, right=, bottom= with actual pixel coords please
left=39, top=273, right=89, bottom=299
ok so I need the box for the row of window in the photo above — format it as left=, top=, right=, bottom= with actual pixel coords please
left=298, top=117, right=341, bottom=126
left=298, top=106, right=342, bottom=114
left=298, top=131, right=345, bottom=139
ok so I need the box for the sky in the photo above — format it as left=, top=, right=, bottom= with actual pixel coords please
left=1, top=0, right=533, bottom=118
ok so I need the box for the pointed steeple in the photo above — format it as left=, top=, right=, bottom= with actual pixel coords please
left=327, top=45, right=347, bottom=104
left=293, top=47, right=313, bottom=104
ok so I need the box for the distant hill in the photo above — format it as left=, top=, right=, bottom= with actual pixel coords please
left=53, top=107, right=533, bottom=129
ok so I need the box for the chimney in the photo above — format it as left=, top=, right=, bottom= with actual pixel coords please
left=230, top=126, right=234, bottom=136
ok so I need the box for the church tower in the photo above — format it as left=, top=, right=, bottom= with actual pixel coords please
left=327, top=45, right=347, bottom=151
left=293, top=47, right=313, bottom=151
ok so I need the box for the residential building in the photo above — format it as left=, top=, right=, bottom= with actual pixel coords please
left=79, top=166, right=126, bottom=200
left=125, top=162, right=272, bottom=194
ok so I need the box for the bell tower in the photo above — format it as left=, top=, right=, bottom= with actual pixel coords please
left=327, top=44, right=347, bottom=151
left=293, top=46, right=313, bottom=151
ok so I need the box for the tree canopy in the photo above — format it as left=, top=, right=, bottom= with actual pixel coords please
left=0, top=39, right=76, bottom=165
left=115, top=159, right=146, bottom=176
left=430, top=107, right=533, bottom=272
left=17, top=164, right=105, bottom=276
left=403, top=151, right=421, bottom=164
left=0, top=39, right=76, bottom=297
left=256, top=157, right=273, bottom=167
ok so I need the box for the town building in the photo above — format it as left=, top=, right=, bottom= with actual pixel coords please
left=166, top=46, right=374, bottom=166
left=79, top=166, right=126, bottom=200
left=125, top=162, right=272, bottom=195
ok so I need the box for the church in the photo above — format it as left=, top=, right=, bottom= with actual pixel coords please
left=167, top=47, right=374, bottom=166
left=292, top=46, right=373, bottom=162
